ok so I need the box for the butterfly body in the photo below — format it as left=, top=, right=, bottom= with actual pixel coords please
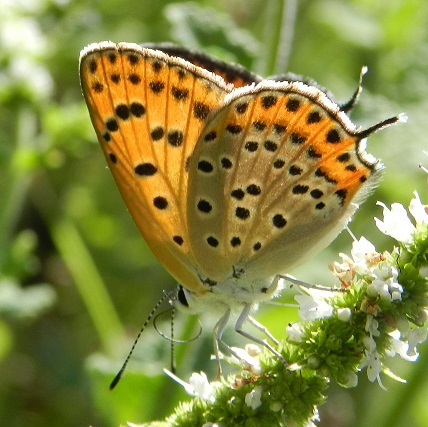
left=80, top=42, right=399, bottom=365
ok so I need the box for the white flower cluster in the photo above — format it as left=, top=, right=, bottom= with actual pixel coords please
left=167, top=344, right=264, bottom=407
left=291, top=192, right=428, bottom=387
left=0, top=2, right=54, bottom=99
left=244, top=385, right=263, bottom=410
left=341, top=192, right=427, bottom=385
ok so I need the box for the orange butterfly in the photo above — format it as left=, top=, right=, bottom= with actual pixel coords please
left=79, top=41, right=400, bottom=375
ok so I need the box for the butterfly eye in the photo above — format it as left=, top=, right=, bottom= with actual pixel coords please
left=177, top=285, right=189, bottom=308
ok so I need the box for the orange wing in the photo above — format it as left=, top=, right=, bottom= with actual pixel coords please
left=79, top=41, right=232, bottom=293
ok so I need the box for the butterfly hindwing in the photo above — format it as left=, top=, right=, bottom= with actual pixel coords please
left=187, top=81, right=382, bottom=282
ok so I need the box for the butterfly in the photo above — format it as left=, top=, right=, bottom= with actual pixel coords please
left=79, top=41, right=400, bottom=374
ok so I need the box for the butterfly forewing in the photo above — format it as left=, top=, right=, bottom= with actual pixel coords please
left=187, top=81, right=382, bottom=282
left=80, top=42, right=232, bottom=292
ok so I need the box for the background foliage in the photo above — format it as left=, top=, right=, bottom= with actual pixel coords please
left=0, top=0, right=427, bottom=426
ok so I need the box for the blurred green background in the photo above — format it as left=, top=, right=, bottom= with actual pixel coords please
left=0, top=0, right=427, bottom=426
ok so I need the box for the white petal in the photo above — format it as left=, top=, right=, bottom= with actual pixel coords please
left=189, top=372, right=216, bottom=402
left=337, top=308, right=352, bottom=321
left=351, top=237, right=378, bottom=273
left=295, top=294, right=333, bottom=320
left=245, top=386, right=263, bottom=409
left=409, top=191, right=428, bottom=225
left=286, top=323, right=304, bottom=343
left=375, top=202, right=416, bottom=243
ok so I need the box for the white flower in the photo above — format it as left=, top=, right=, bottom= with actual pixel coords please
left=245, top=385, right=263, bottom=410
left=295, top=294, right=333, bottom=321
left=375, top=202, right=416, bottom=244
left=350, top=237, right=379, bottom=274
left=230, top=344, right=262, bottom=374
left=365, top=350, right=382, bottom=383
left=362, top=334, right=377, bottom=352
left=337, top=307, right=352, bottom=321
left=375, top=192, right=428, bottom=243
left=365, top=315, right=380, bottom=337
left=330, top=253, right=355, bottom=285
left=386, top=330, right=416, bottom=362
left=406, top=328, right=428, bottom=358
left=286, top=323, right=305, bottom=343
left=360, top=336, right=387, bottom=388
left=409, top=191, right=428, bottom=226
left=164, top=370, right=217, bottom=402
left=386, top=328, right=427, bottom=362
left=245, top=343, right=261, bottom=358
left=367, top=264, right=403, bottom=302
left=188, top=372, right=216, bottom=402
left=360, top=348, right=382, bottom=384
left=395, top=315, right=411, bottom=336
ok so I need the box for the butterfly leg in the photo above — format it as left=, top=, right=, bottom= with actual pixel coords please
left=213, top=307, right=232, bottom=378
left=234, top=304, right=288, bottom=367
left=247, top=315, right=280, bottom=345
left=275, top=274, right=346, bottom=292
left=213, top=306, right=273, bottom=378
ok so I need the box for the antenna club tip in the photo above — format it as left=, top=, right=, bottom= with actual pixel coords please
left=109, top=371, right=123, bottom=390
left=397, top=112, right=408, bottom=123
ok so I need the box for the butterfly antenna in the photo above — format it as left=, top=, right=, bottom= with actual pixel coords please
left=152, top=305, right=203, bottom=375
left=277, top=274, right=347, bottom=292
left=170, top=305, right=176, bottom=374
left=153, top=309, right=203, bottom=344
left=109, top=288, right=177, bottom=390
left=340, top=66, right=368, bottom=113
left=357, top=113, right=407, bottom=140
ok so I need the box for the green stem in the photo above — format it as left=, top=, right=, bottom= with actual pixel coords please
left=273, top=0, right=298, bottom=74
left=32, top=175, right=124, bottom=355
left=254, top=0, right=281, bottom=75
left=0, top=108, right=36, bottom=268
left=51, top=218, right=124, bottom=354
left=256, top=0, right=299, bottom=76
